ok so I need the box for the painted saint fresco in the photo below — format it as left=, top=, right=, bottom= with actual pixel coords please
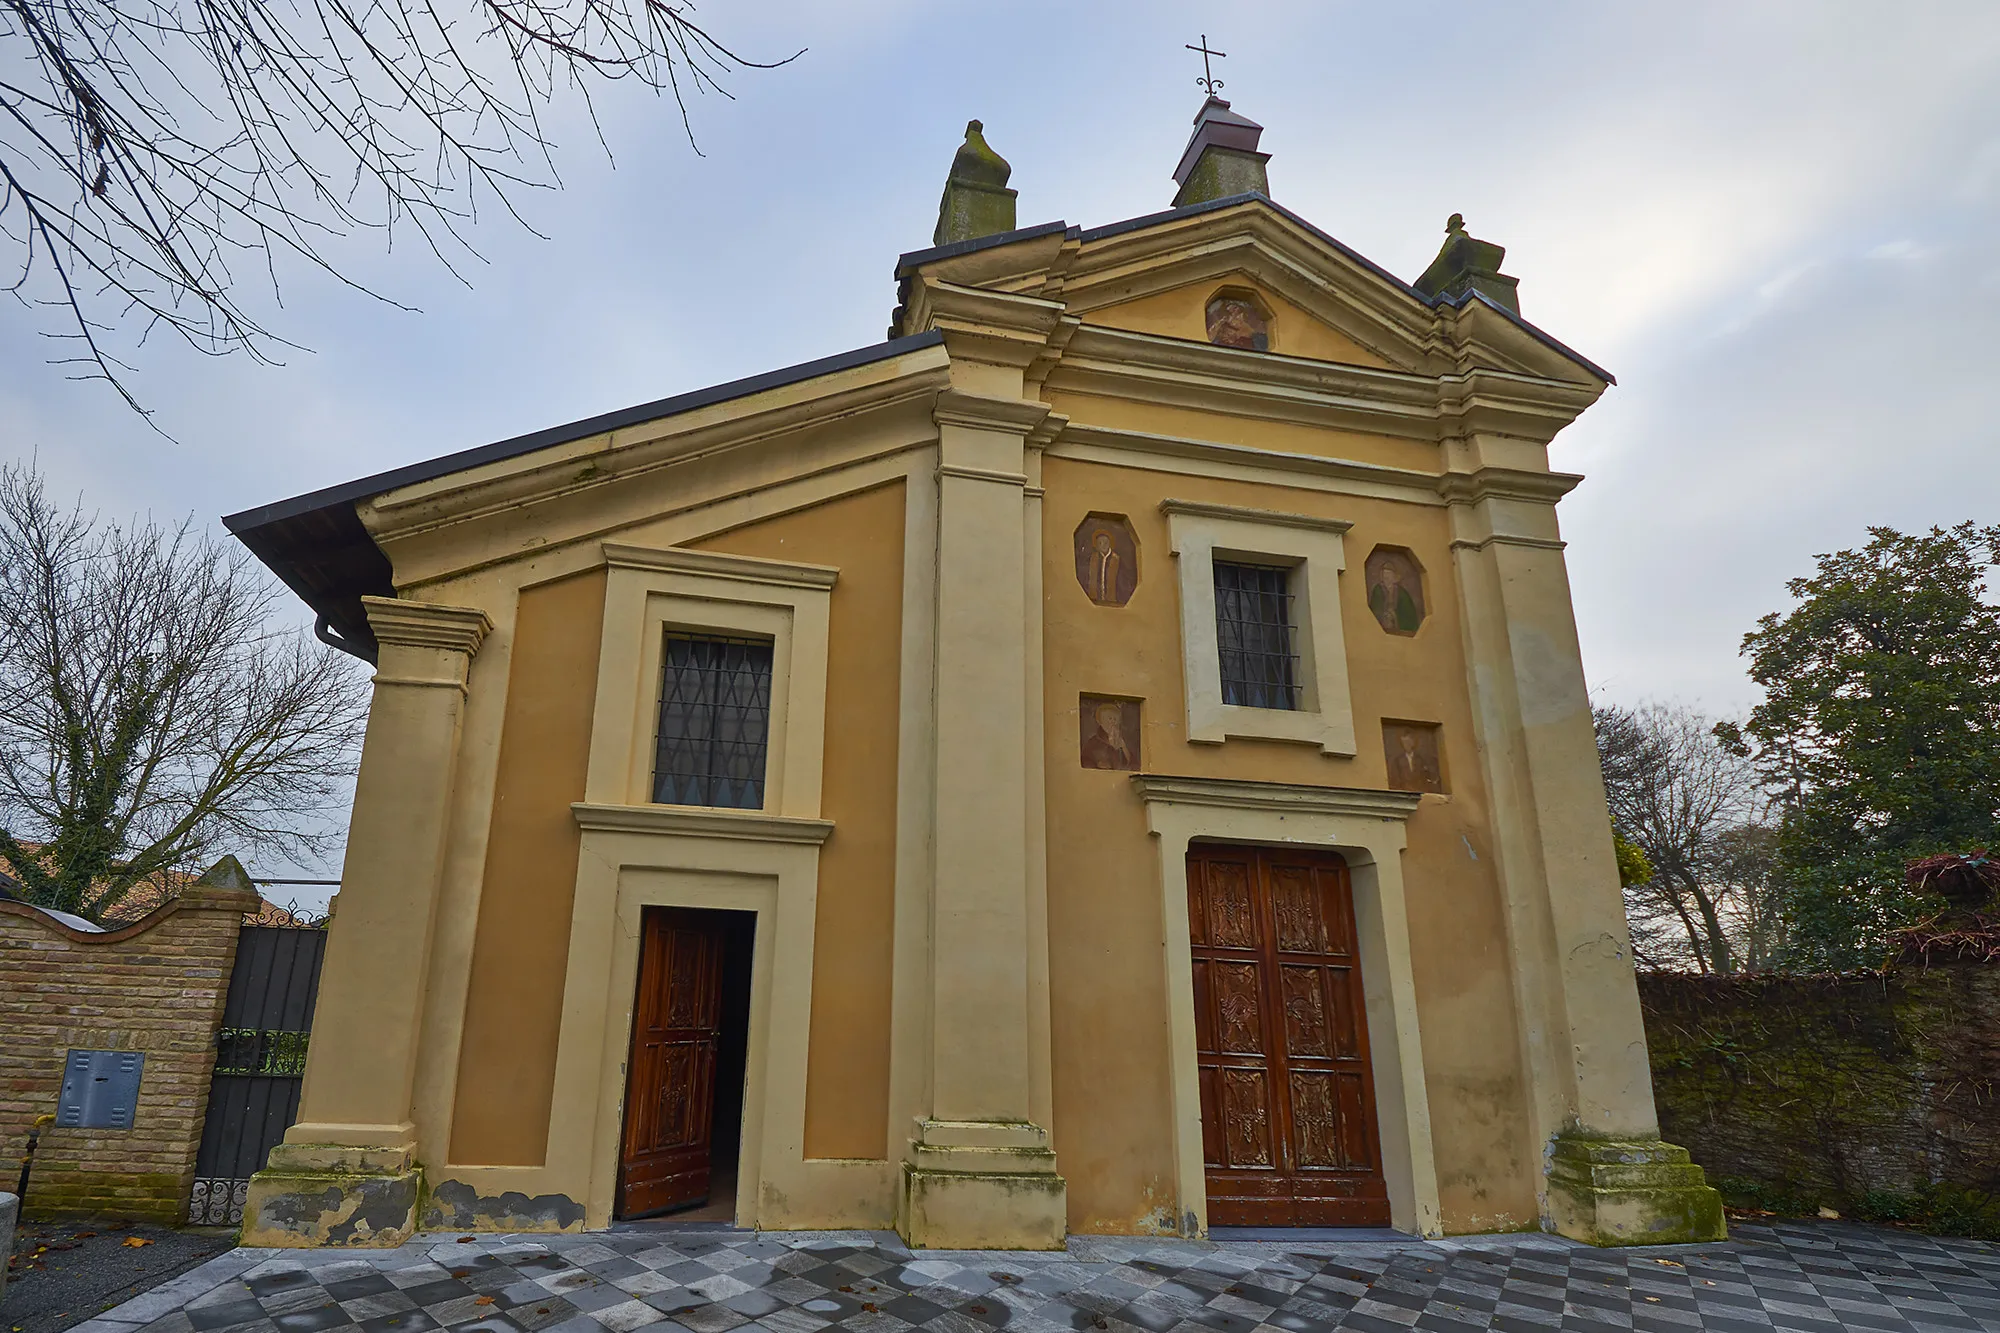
left=1073, top=513, right=1139, bottom=607
left=1365, top=546, right=1425, bottom=635
left=1079, top=696, right=1141, bottom=771
left=1383, top=721, right=1445, bottom=794
left=1205, top=291, right=1272, bottom=351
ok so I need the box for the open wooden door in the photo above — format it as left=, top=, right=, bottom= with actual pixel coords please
left=619, top=908, right=726, bottom=1218
left=1188, top=843, right=1390, bottom=1226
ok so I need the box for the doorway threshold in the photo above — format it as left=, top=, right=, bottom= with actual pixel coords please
left=1207, top=1226, right=1413, bottom=1242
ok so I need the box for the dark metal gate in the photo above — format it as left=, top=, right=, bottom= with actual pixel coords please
left=187, top=923, right=326, bottom=1225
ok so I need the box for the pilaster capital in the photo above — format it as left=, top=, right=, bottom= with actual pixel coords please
left=1435, top=367, right=1603, bottom=443
left=1435, top=466, right=1581, bottom=507
left=933, top=389, right=1054, bottom=436
left=910, top=280, right=1069, bottom=369
left=361, top=596, right=492, bottom=657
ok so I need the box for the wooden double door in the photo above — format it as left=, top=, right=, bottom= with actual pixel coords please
left=1188, top=843, right=1390, bottom=1226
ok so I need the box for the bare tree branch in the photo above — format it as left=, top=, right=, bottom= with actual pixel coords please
left=1597, top=699, right=1786, bottom=974
left=0, top=461, right=370, bottom=921
left=2, top=0, right=801, bottom=411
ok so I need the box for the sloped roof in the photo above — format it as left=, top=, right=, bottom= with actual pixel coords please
left=230, top=192, right=1609, bottom=662
left=225, top=332, right=944, bottom=659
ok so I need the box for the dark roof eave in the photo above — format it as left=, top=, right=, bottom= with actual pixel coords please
left=226, top=330, right=948, bottom=662
left=223, top=331, right=947, bottom=535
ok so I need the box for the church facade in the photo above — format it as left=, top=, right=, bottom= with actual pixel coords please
left=227, top=101, right=1723, bottom=1250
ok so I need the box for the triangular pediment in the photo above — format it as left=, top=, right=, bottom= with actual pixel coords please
left=896, top=195, right=1609, bottom=389
left=1078, top=277, right=1397, bottom=371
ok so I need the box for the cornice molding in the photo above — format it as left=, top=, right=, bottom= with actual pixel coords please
left=937, top=463, right=1029, bottom=488
left=1159, top=498, right=1354, bottom=535
left=1047, top=326, right=1601, bottom=446
left=906, top=280, right=1069, bottom=369
left=1053, top=422, right=1445, bottom=506
left=1451, top=534, right=1568, bottom=553
left=571, top=802, right=835, bottom=844
left=600, top=542, right=839, bottom=590
left=1436, top=467, right=1583, bottom=506
left=361, top=596, right=491, bottom=655
left=361, top=345, right=951, bottom=543
left=933, top=388, right=1054, bottom=435
left=1129, top=773, right=1423, bottom=820
left=1435, top=368, right=1605, bottom=442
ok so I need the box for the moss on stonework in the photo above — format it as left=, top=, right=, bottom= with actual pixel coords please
left=1545, top=1136, right=1727, bottom=1246
left=1171, top=147, right=1268, bottom=208
left=1639, top=966, right=2000, bottom=1240
left=933, top=119, right=1017, bottom=246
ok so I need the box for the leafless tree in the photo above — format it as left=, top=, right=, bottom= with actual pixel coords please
left=3, top=0, right=798, bottom=412
left=1595, top=700, right=1780, bottom=974
left=0, top=462, right=369, bottom=921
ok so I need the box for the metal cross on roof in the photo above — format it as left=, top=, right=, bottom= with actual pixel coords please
left=1186, top=34, right=1226, bottom=96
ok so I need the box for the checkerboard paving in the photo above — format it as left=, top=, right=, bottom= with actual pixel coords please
left=66, top=1220, right=2000, bottom=1333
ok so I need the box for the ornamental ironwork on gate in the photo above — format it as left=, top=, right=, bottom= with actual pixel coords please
left=187, top=922, right=326, bottom=1225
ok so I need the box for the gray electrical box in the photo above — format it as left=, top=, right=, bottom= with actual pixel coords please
left=57, top=1050, right=144, bottom=1129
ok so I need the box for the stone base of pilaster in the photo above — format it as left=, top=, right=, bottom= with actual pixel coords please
left=900, top=1120, right=1067, bottom=1250
left=239, top=1144, right=423, bottom=1248
left=1544, top=1137, right=1726, bottom=1246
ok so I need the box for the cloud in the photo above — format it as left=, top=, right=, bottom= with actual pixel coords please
left=5, top=0, right=2000, bottom=862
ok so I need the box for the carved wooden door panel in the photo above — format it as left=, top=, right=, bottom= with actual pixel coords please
left=1188, top=844, right=1389, bottom=1226
left=619, top=908, right=725, bottom=1218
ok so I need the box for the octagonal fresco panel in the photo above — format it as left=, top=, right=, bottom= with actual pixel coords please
left=1365, top=545, right=1426, bottom=635
left=1074, top=513, right=1139, bottom=607
left=1206, top=289, right=1273, bottom=352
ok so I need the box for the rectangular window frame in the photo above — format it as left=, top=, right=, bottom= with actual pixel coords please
left=1212, top=558, right=1304, bottom=711
left=652, top=631, right=777, bottom=809
left=1162, top=499, right=1356, bottom=757
left=582, top=543, right=837, bottom=817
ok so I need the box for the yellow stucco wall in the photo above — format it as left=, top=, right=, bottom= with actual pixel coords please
left=693, top=481, right=906, bottom=1162
left=451, top=567, right=607, bottom=1165
left=1083, top=279, right=1396, bottom=370
left=1038, top=455, right=1538, bottom=1233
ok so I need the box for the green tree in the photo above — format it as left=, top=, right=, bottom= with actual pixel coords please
left=1722, top=522, right=2000, bottom=968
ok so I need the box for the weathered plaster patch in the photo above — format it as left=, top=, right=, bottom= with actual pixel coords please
left=422, top=1179, right=586, bottom=1232
left=243, top=1172, right=422, bottom=1247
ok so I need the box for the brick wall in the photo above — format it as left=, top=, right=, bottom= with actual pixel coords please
left=0, top=884, right=258, bottom=1222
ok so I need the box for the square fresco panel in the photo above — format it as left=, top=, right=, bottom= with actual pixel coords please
left=1382, top=720, right=1444, bottom=794
left=1079, top=695, right=1141, bottom=771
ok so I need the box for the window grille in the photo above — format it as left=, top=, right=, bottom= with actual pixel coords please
left=654, top=633, right=774, bottom=809
left=1214, top=560, right=1302, bottom=710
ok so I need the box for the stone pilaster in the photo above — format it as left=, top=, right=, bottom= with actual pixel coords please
left=241, top=595, right=490, bottom=1247
left=1442, top=464, right=1724, bottom=1246
left=899, top=387, right=1065, bottom=1250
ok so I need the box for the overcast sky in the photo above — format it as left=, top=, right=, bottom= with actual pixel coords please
left=5, top=3, right=1997, bottom=897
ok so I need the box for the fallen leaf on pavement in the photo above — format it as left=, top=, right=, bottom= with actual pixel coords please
left=122, top=1237, right=154, bottom=1248
left=474, top=1298, right=494, bottom=1306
